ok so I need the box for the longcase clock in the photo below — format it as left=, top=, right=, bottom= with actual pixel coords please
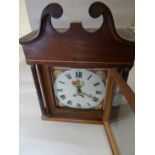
left=19, top=2, right=134, bottom=124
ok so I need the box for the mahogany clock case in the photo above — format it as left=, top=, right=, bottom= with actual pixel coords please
left=19, top=2, right=135, bottom=124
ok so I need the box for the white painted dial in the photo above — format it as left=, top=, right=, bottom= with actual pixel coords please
left=53, top=69, right=105, bottom=109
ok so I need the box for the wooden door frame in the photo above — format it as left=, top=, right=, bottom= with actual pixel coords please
left=103, top=68, right=135, bottom=155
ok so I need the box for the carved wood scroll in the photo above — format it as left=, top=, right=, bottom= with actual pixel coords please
left=19, top=2, right=134, bottom=68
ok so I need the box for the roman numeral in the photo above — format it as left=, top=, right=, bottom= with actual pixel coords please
left=75, top=71, right=82, bottom=78
left=58, top=81, right=65, bottom=84
left=65, top=73, right=72, bottom=79
left=57, top=89, right=63, bottom=92
left=60, top=94, right=66, bottom=100
left=67, top=100, right=72, bottom=105
left=77, top=103, right=81, bottom=108
left=96, top=91, right=103, bottom=94
left=92, top=97, right=99, bottom=102
left=87, top=74, right=92, bottom=80
left=94, top=82, right=100, bottom=86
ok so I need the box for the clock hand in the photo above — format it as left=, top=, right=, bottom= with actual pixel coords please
left=73, top=93, right=84, bottom=98
left=80, top=92, right=93, bottom=98
left=77, top=86, right=82, bottom=93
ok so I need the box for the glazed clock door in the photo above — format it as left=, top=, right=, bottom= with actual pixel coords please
left=52, top=68, right=108, bottom=110
left=103, top=69, right=135, bottom=155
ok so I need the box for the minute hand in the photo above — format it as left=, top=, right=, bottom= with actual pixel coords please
left=81, top=92, right=93, bottom=98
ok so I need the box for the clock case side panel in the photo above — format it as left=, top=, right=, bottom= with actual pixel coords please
left=30, top=65, right=48, bottom=115
left=36, top=64, right=104, bottom=124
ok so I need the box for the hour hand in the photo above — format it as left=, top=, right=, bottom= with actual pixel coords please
left=81, top=92, right=93, bottom=98
left=73, top=93, right=84, bottom=98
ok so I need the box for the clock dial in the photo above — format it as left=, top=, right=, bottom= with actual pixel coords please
left=53, top=69, right=106, bottom=109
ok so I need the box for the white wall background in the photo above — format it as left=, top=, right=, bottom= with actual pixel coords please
left=25, top=0, right=134, bottom=30
left=19, top=0, right=31, bottom=62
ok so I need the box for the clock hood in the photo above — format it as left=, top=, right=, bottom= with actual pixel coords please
left=19, top=2, right=134, bottom=68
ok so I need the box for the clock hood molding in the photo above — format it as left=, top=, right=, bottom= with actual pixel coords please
left=19, top=2, right=134, bottom=68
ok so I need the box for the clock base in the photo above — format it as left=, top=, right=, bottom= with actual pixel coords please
left=41, top=115, right=103, bottom=124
